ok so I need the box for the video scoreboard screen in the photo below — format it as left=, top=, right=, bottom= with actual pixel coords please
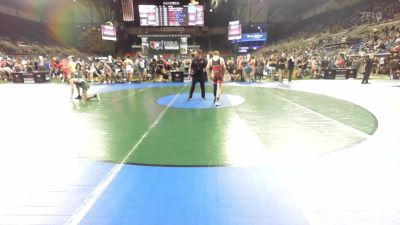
left=139, top=4, right=204, bottom=26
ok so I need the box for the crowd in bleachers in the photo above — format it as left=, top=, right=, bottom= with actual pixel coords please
left=254, top=0, right=400, bottom=80
left=1, top=0, right=400, bottom=84
left=281, top=0, right=400, bottom=43
left=0, top=39, right=84, bottom=82
left=0, top=52, right=194, bottom=84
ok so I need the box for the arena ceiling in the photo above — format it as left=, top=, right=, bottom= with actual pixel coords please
left=230, top=0, right=328, bottom=12
left=0, top=0, right=336, bottom=26
left=0, top=0, right=330, bottom=16
left=226, top=0, right=330, bottom=23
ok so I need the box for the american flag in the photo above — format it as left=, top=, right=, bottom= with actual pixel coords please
left=122, top=0, right=134, bottom=22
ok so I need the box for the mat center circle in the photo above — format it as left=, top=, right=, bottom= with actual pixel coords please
left=156, top=93, right=246, bottom=109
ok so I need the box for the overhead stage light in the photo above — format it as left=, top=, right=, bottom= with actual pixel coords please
left=210, top=0, right=229, bottom=12
left=190, top=0, right=199, bottom=5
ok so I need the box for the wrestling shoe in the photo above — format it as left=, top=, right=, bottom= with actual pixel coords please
left=215, top=98, right=221, bottom=106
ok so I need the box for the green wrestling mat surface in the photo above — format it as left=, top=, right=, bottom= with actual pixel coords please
left=72, top=85, right=377, bottom=166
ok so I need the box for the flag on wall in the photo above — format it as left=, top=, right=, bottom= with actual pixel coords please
left=122, top=0, right=134, bottom=21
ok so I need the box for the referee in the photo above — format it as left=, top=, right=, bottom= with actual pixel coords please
left=188, top=49, right=208, bottom=100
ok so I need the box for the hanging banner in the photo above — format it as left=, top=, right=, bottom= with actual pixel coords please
left=122, top=0, right=135, bottom=21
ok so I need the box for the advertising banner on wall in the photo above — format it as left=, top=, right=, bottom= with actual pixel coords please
left=141, top=37, right=149, bottom=55
left=180, top=37, right=188, bottom=55
left=142, top=37, right=183, bottom=55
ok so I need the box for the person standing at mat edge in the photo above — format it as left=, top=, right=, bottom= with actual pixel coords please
left=287, top=56, right=295, bottom=82
left=207, top=51, right=226, bottom=106
left=362, top=53, right=374, bottom=84
left=188, top=49, right=208, bottom=101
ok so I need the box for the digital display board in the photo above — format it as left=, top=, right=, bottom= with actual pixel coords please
left=139, top=4, right=204, bottom=26
left=101, top=25, right=117, bottom=41
left=228, top=20, right=241, bottom=40
left=233, top=32, right=268, bottom=43
left=238, top=45, right=261, bottom=53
